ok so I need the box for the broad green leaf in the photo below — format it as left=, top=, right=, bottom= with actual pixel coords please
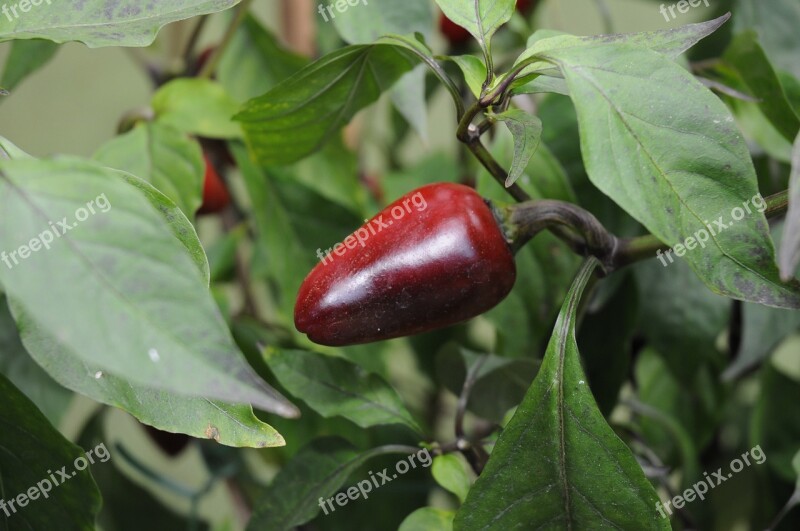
left=734, top=0, right=800, bottom=78
left=263, top=348, right=421, bottom=433
left=236, top=44, right=416, bottom=166
left=0, top=39, right=58, bottom=99
left=247, top=437, right=415, bottom=530
left=752, top=361, right=800, bottom=482
left=332, top=0, right=433, bottom=45
left=447, top=55, right=487, bottom=99
left=399, top=508, right=455, bottom=531
left=0, top=372, right=100, bottom=530
left=0, top=157, right=297, bottom=417
left=152, top=78, right=242, bottom=139
left=780, top=133, right=800, bottom=280
left=540, top=43, right=800, bottom=308
left=218, top=15, right=308, bottom=102
left=435, top=0, right=515, bottom=73
left=0, top=0, right=240, bottom=48
left=492, top=108, right=542, bottom=187
left=0, top=294, right=70, bottom=424
left=511, top=14, right=730, bottom=83
left=432, top=454, right=470, bottom=503
left=723, top=32, right=800, bottom=143
left=93, top=122, right=205, bottom=217
left=455, top=258, right=669, bottom=530
left=634, top=258, right=729, bottom=380
left=13, top=304, right=285, bottom=448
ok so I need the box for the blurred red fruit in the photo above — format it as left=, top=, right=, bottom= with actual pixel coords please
left=198, top=154, right=230, bottom=215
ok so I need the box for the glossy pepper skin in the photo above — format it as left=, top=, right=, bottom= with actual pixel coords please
left=294, top=183, right=517, bottom=346
left=197, top=154, right=230, bottom=215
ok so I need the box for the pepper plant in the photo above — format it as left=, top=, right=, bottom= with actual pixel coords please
left=1, top=0, right=799, bottom=529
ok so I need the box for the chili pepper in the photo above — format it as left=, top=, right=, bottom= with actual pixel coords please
left=295, top=183, right=517, bottom=346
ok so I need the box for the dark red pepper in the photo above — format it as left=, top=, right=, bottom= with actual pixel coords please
left=294, top=183, right=517, bottom=346
left=197, top=153, right=230, bottom=215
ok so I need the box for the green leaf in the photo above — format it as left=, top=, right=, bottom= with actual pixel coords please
left=0, top=39, right=58, bottom=99
left=263, top=348, right=421, bottom=433
left=734, top=0, right=800, bottom=78
left=236, top=43, right=416, bottom=166
left=752, top=361, right=800, bottom=482
left=723, top=31, right=800, bottom=143
left=0, top=157, right=297, bottom=417
left=152, top=78, right=242, bottom=139
left=247, top=437, right=415, bottom=530
left=434, top=0, right=515, bottom=73
left=780, top=133, right=800, bottom=280
left=0, top=294, right=70, bottom=425
left=634, top=258, right=730, bottom=380
left=0, top=372, right=100, bottom=530
left=455, top=258, right=669, bottom=530
left=540, top=43, right=800, bottom=308
left=432, top=454, right=470, bottom=503
left=446, top=55, right=487, bottom=99
left=13, top=303, right=284, bottom=447
left=492, top=108, right=542, bottom=187
left=0, top=0, right=240, bottom=48
left=399, top=508, right=455, bottom=531
left=218, top=15, right=308, bottom=102
left=332, top=0, right=433, bottom=44
left=511, top=14, right=730, bottom=83
left=391, top=65, right=430, bottom=143
left=93, top=122, right=205, bottom=217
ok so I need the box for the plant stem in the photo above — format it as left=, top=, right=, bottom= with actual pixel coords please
left=198, top=0, right=253, bottom=79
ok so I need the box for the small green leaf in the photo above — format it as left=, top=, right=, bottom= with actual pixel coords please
left=734, top=0, right=800, bottom=78
left=264, top=348, right=421, bottom=433
left=236, top=44, right=416, bottom=166
left=455, top=258, right=669, bottom=530
left=432, top=454, right=471, bottom=503
left=0, top=136, right=33, bottom=159
left=332, top=0, right=434, bottom=45
left=247, top=437, right=415, bottom=530
left=446, top=55, right=487, bottom=99
left=0, top=39, right=58, bottom=100
left=435, top=0, right=515, bottom=74
left=93, top=122, right=205, bottom=217
left=492, top=108, right=542, bottom=187
left=153, top=78, right=242, bottom=139
left=0, top=0, right=241, bottom=48
left=399, top=508, right=454, bottom=531
left=723, top=31, right=800, bottom=143
left=0, top=372, right=100, bottom=530
left=218, top=15, right=308, bottom=102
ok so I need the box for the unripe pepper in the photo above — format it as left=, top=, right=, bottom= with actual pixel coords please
left=294, top=183, right=517, bottom=346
